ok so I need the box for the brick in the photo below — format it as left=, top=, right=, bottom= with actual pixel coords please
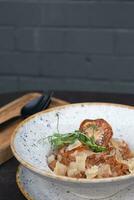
left=115, top=30, right=134, bottom=56
left=89, top=2, right=134, bottom=28
left=16, top=28, right=113, bottom=54
left=0, top=53, right=41, bottom=75
left=41, top=2, right=134, bottom=28
left=65, top=29, right=113, bottom=54
left=40, top=54, right=134, bottom=81
left=0, top=2, right=134, bottom=28
left=41, top=3, right=89, bottom=27
left=0, top=28, right=14, bottom=51
left=0, top=76, right=19, bottom=93
left=0, top=2, right=41, bottom=26
left=19, top=77, right=108, bottom=91
left=91, top=56, right=134, bottom=81
left=19, top=76, right=134, bottom=94
left=40, top=53, right=92, bottom=78
left=16, top=28, right=36, bottom=51
left=16, top=28, right=65, bottom=51
left=38, top=29, right=65, bottom=51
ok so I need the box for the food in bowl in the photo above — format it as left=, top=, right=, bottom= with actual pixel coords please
left=11, top=103, right=134, bottom=200
left=47, top=119, right=134, bottom=179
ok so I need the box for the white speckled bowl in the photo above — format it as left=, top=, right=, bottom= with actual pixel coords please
left=17, top=164, right=134, bottom=200
left=11, top=103, right=134, bottom=200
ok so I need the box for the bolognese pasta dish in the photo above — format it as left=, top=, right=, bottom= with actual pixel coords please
left=46, top=119, right=134, bottom=179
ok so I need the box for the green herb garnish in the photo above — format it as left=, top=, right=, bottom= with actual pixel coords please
left=48, top=133, right=78, bottom=149
left=76, top=131, right=106, bottom=153
left=45, top=130, right=106, bottom=153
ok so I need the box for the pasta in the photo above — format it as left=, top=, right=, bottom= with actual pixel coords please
left=47, top=119, right=134, bottom=179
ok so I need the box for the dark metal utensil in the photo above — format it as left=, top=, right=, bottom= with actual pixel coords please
left=0, top=91, right=53, bottom=129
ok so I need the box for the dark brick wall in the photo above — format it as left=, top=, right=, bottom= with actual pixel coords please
left=0, top=0, right=134, bottom=93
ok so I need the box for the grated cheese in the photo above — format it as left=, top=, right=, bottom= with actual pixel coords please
left=54, top=161, right=67, bottom=176
left=66, top=140, right=82, bottom=151
left=85, top=166, right=99, bottom=179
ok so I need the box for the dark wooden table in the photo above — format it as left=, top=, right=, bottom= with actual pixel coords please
left=1, top=91, right=134, bottom=200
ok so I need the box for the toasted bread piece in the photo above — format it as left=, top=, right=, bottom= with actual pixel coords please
left=79, top=119, right=113, bottom=147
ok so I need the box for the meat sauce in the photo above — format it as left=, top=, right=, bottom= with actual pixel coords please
left=48, top=119, right=134, bottom=179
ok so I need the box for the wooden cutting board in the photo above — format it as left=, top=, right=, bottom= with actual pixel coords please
left=0, top=92, right=69, bottom=165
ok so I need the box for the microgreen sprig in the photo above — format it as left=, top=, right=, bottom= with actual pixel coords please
left=44, top=130, right=107, bottom=153
left=48, top=132, right=78, bottom=149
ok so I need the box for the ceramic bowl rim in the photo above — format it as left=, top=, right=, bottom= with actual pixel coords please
left=11, top=102, right=134, bottom=184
